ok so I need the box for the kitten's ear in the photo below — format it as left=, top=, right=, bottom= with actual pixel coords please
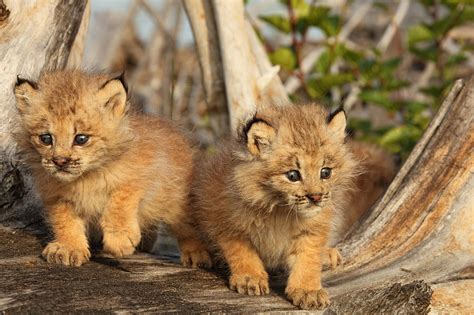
left=97, top=74, right=128, bottom=117
left=240, top=116, right=276, bottom=156
left=14, top=76, right=39, bottom=114
left=327, top=108, right=347, bottom=139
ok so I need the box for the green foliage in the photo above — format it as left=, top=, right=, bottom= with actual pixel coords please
left=254, top=0, right=471, bottom=160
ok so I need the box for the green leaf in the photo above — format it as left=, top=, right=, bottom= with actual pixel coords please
left=269, top=47, right=297, bottom=71
left=307, top=73, right=353, bottom=98
left=319, top=15, right=340, bottom=36
left=259, top=15, right=291, bottom=33
left=290, top=0, right=310, bottom=17
left=314, top=50, right=331, bottom=74
left=409, top=45, right=438, bottom=62
left=359, top=90, right=392, bottom=108
left=446, top=53, right=468, bottom=67
left=307, top=6, right=331, bottom=26
left=378, top=125, right=422, bottom=158
left=408, top=24, right=434, bottom=45
left=335, top=44, right=363, bottom=65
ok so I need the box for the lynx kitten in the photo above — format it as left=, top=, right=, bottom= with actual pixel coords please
left=192, top=103, right=360, bottom=310
left=14, top=70, right=210, bottom=268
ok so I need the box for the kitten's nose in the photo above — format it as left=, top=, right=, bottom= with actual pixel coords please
left=52, top=156, right=71, bottom=168
left=307, top=193, right=323, bottom=203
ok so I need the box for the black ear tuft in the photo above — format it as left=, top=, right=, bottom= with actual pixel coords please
left=327, top=105, right=346, bottom=123
left=239, top=114, right=272, bottom=143
left=100, top=71, right=128, bottom=93
left=116, top=71, right=128, bottom=93
left=16, top=76, right=38, bottom=89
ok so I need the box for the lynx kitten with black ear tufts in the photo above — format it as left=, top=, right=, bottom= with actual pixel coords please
left=14, top=70, right=211, bottom=268
left=191, top=102, right=395, bottom=310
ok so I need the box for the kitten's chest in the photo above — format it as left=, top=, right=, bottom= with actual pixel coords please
left=67, top=176, right=113, bottom=219
left=246, top=214, right=296, bottom=270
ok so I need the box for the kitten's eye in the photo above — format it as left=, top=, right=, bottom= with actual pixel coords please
left=286, top=170, right=301, bottom=182
left=39, top=134, right=53, bottom=145
left=74, top=134, right=89, bottom=145
left=320, top=167, right=332, bottom=179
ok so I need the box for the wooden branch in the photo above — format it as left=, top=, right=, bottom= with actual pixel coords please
left=324, top=78, right=474, bottom=311
left=376, top=0, right=411, bottom=53
left=182, top=0, right=229, bottom=135
left=66, top=0, right=90, bottom=69
left=245, top=21, right=289, bottom=104
left=184, top=0, right=290, bottom=131
left=210, top=0, right=260, bottom=130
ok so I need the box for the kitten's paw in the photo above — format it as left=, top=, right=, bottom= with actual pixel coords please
left=42, top=241, right=90, bottom=267
left=322, top=247, right=343, bottom=270
left=103, top=229, right=141, bottom=257
left=286, top=288, right=330, bottom=310
left=229, top=272, right=270, bottom=296
left=179, top=239, right=212, bottom=269
left=181, top=249, right=212, bottom=269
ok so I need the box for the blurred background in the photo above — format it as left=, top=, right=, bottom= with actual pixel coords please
left=84, top=0, right=473, bottom=161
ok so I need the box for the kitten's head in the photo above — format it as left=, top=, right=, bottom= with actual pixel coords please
left=14, top=70, right=131, bottom=182
left=234, top=103, right=358, bottom=219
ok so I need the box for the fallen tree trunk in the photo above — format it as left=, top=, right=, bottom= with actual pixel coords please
left=326, top=77, right=474, bottom=313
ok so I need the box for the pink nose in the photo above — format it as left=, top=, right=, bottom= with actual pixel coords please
left=52, top=157, right=70, bottom=167
left=307, top=193, right=323, bottom=203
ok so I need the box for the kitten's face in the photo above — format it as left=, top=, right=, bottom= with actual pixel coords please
left=238, top=105, right=356, bottom=219
left=14, top=72, right=129, bottom=182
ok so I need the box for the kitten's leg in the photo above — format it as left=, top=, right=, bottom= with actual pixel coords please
left=42, top=201, right=90, bottom=267
left=219, top=238, right=269, bottom=296
left=286, top=234, right=330, bottom=310
left=169, top=221, right=212, bottom=269
left=101, top=186, right=142, bottom=257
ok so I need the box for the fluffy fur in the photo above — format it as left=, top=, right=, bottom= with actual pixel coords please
left=342, top=142, right=396, bottom=235
left=14, top=70, right=210, bottom=268
left=192, top=103, right=360, bottom=310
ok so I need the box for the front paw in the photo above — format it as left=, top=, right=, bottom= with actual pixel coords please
left=179, top=239, right=212, bottom=269
left=322, top=247, right=343, bottom=270
left=181, top=248, right=212, bottom=269
left=103, top=229, right=141, bottom=257
left=42, top=241, right=90, bottom=267
left=286, top=287, right=330, bottom=310
left=229, top=271, right=270, bottom=296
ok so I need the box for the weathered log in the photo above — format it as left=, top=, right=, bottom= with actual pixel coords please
left=0, top=227, right=435, bottom=313
left=326, top=77, right=474, bottom=313
left=0, top=0, right=89, bottom=227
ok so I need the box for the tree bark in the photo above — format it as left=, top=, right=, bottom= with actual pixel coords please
left=0, top=0, right=89, bottom=228
left=326, top=77, right=474, bottom=313
left=184, top=0, right=289, bottom=133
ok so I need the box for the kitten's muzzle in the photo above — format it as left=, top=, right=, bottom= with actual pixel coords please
left=52, top=156, right=71, bottom=168
left=306, top=193, right=323, bottom=203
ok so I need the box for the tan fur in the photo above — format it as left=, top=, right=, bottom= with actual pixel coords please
left=192, top=104, right=359, bottom=310
left=14, top=70, right=210, bottom=268
left=342, top=142, right=397, bottom=236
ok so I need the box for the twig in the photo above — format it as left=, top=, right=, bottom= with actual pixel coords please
left=343, top=0, right=411, bottom=112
